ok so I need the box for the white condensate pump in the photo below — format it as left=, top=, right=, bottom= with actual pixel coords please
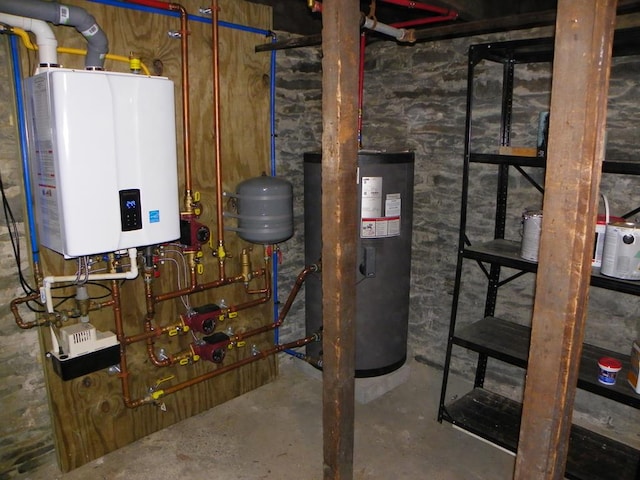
left=26, top=68, right=181, bottom=258
left=49, top=322, right=119, bottom=380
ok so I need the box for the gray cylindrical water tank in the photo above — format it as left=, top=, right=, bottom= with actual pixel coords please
left=304, top=151, right=414, bottom=377
left=233, top=175, right=293, bottom=244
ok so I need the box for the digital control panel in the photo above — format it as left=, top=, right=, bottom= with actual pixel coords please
left=119, top=189, right=142, bottom=231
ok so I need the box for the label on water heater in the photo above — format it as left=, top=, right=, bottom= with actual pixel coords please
left=360, top=178, right=401, bottom=238
left=361, top=177, right=382, bottom=218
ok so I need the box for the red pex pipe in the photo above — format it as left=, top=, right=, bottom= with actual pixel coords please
left=124, top=0, right=172, bottom=10
left=380, top=0, right=454, bottom=16
left=357, top=32, right=366, bottom=149
left=391, top=12, right=458, bottom=29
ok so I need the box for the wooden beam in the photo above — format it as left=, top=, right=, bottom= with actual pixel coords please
left=321, top=1, right=360, bottom=479
left=514, top=0, right=618, bottom=478
left=255, top=2, right=640, bottom=52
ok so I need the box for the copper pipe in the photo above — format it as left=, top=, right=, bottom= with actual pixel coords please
left=146, top=320, right=172, bottom=367
left=153, top=269, right=266, bottom=302
left=171, top=3, right=194, bottom=211
left=233, top=263, right=317, bottom=342
left=157, top=334, right=320, bottom=399
left=11, top=293, right=44, bottom=329
left=273, top=263, right=318, bottom=328
left=140, top=272, right=172, bottom=366
left=155, top=275, right=234, bottom=302
left=244, top=258, right=271, bottom=294
left=111, top=278, right=141, bottom=408
left=211, top=0, right=227, bottom=276
left=126, top=321, right=186, bottom=345
left=126, top=0, right=194, bottom=210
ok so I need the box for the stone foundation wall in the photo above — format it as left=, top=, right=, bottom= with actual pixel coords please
left=273, top=28, right=640, bottom=446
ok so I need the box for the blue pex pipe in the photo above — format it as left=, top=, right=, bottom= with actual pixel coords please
left=268, top=35, right=282, bottom=345
left=86, top=0, right=271, bottom=36
left=9, top=34, right=40, bottom=264
left=266, top=34, right=305, bottom=358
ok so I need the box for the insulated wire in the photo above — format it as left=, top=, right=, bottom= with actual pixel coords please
left=0, top=169, right=35, bottom=295
left=158, top=255, right=191, bottom=311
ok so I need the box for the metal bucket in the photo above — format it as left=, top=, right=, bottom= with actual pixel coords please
left=520, top=209, right=543, bottom=262
left=600, top=221, right=640, bottom=280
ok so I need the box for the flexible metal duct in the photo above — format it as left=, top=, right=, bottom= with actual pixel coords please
left=0, top=0, right=108, bottom=68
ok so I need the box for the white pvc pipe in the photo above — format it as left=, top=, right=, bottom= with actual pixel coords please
left=42, top=248, right=139, bottom=313
left=362, top=16, right=411, bottom=42
left=0, top=12, right=57, bottom=65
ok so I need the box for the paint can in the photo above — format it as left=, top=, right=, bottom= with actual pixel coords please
left=600, top=221, right=640, bottom=280
left=597, top=357, right=622, bottom=386
left=520, top=209, right=543, bottom=262
left=593, top=214, right=623, bottom=267
left=592, top=194, right=624, bottom=268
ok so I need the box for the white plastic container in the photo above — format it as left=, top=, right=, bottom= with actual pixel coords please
left=520, top=209, right=542, bottom=261
left=597, top=357, right=622, bottom=386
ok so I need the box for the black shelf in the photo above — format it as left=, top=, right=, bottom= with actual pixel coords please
left=469, top=153, right=640, bottom=175
left=464, top=239, right=640, bottom=296
left=454, top=316, right=640, bottom=408
left=440, top=29, right=640, bottom=478
left=469, top=26, right=640, bottom=66
left=442, top=389, right=640, bottom=480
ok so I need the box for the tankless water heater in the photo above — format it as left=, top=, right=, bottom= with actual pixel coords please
left=26, top=68, right=180, bottom=258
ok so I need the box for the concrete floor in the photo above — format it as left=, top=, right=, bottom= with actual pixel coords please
left=21, top=356, right=515, bottom=480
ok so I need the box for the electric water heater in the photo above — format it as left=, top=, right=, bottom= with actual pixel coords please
left=26, top=68, right=180, bottom=258
left=304, top=151, right=415, bottom=377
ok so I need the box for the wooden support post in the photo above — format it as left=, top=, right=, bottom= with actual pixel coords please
left=515, top=1, right=617, bottom=478
left=320, top=1, right=360, bottom=479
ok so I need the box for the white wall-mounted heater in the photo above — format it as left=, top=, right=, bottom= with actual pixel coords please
left=26, top=68, right=180, bottom=258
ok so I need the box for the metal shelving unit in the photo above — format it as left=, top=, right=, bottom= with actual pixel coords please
left=437, top=29, right=640, bottom=480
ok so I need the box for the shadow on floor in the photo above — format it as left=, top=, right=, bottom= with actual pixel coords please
left=20, top=356, right=515, bottom=480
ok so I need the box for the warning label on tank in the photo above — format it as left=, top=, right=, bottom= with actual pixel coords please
left=361, top=216, right=401, bottom=238
left=361, top=192, right=402, bottom=238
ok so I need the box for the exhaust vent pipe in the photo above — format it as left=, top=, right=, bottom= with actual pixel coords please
left=0, top=0, right=108, bottom=69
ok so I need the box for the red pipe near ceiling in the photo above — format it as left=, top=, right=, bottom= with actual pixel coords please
left=380, top=0, right=454, bottom=16
left=391, top=12, right=458, bottom=29
left=124, top=0, right=171, bottom=9
left=358, top=32, right=366, bottom=149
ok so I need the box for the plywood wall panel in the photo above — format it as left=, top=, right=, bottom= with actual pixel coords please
left=16, top=0, right=275, bottom=471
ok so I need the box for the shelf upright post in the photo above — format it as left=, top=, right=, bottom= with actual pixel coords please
left=437, top=45, right=480, bottom=422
